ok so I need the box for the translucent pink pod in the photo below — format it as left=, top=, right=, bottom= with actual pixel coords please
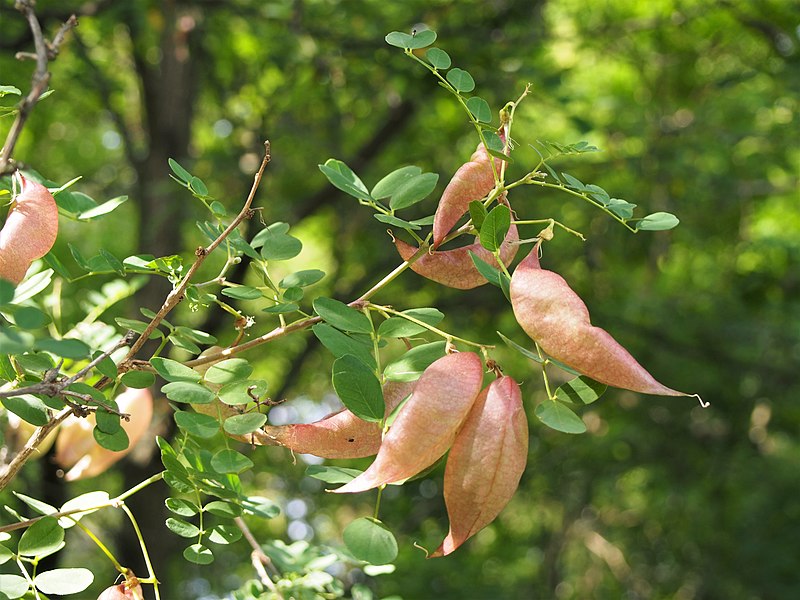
left=510, top=247, right=692, bottom=396
left=0, top=175, right=59, bottom=284
left=431, top=376, right=528, bottom=557
left=432, top=135, right=506, bottom=248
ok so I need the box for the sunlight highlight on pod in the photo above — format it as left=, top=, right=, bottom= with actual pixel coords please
left=54, top=387, right=154, bottom=481
left=0, top=173, right=59, bottom=284
left=334, top=352, right=484, bottom=494
left=395, top=197, right=519, bottom=289
left=510, top=243, right=703, bottom=401
left=432, top=135, right=504, bottom=248
left=431, top=376, right=528, bottom=557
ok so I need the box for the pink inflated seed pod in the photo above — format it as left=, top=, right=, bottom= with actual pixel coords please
left=55, top=387, right=154, bottom=481
left=510, top=245, right=697, bottom=398
left=432, top=134, right=506, bottom=248
left=431, top=376, right=528, bottom=557
left=396, top=197, right=519, bottom=289
left=0, top=174, right=59, bottom=284
left=254, top=381, right=415, bottom=458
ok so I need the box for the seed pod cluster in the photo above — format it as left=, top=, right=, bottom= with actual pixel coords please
left=395, top=197, right=519, bottom=289
left=334, top=352, right=485, bottom=494
left=0, top=174, right=59, bottom=284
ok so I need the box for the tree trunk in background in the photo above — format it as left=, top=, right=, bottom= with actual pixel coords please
left=117, top=0, right=199, bottom=574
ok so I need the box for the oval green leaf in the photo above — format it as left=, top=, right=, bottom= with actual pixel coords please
left=151, top=357, right=201, bottom=382
left=343, top=517, right=398, bottom=565
left=204, top=358, right=253, bottom=385
left=93, top=426, right=129, bottom=451
left=312, top=323, right=376, bottom=369
left=371, top=166, right=421, bottom=199
left=466, top=96, right=492, bottom=123
left=479, top=203, right=511, bottom=253
left=174, top=411, right=220, bottom=438
left=318, top=159, right=371, bottom=201
left=636, top=212, right=680, bottom=231
left=1, top=395, right=49, bottom=426
left=279, top=269, right=326, bottom=289
left=426, top=47, right=451, bottom=69
left=555, top=376, right=607, bottom=405
left=223, top=412, right=267, bottom=436
left=120, top=370, right=156, bottom=389
left=34, top=568, right=93, bottom=595
left=383, top=341, right=446, bottom=382
left=446, top=68, right=475, bottom=93
left=162, top=381, right=216, bottom=405
left=390, top=172, right=439, bottom=210
left=18, top=516, right=64, bottom=558
left=166, top=517, right=201, bottom=538
left=211, top=449, right=253, bottom=474
left=535, top=401, right=587, bottom=434
left=332, top=355, right=384, bottom=422
left=183, top=543, right=214, bottom=565
left=221, top=286, right=264, bottom=300
left=0, top=574, right=29, bottom=599
left=313, top=297, right=373, bottom=334
left=218, top=379, right=268, bottom=406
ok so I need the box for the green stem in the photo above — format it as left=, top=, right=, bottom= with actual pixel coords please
left=527, top=180, right=638, bottom=232
left=513, top=219, right=586, bottom=241
left=364, top=308, right=382, bottom=380
left=72, top=520, right=126, bottom=572
left=373, top=486, right=384, bottom=520
left=121, top=503, right=161, bottom=600
left=535, top=343, right=556, bottom=400
left=367, top=303, right=492, bottom=350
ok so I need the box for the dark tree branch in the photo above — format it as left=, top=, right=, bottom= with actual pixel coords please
left=0, top=2, right=77, bottom=174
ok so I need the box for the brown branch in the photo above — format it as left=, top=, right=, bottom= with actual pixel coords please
left=0, top=2, right=77, bottom=174
left=0, top=407, right=72, bottom=490
left=120, top=142, right=271, bottom=364
left=234, top=517, right=284, bottom=599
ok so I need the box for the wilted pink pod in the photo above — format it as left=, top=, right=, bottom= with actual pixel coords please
left=510, top=247, right=692, bottom=396
left=432, top=137, right=504, bottom=248
left=254, top=381, right=415, bottom=458
left=55, top=387, right=154, bottom=481
left=431, top=376, right=528, bottom=557
left=396, top=198, right=519, bottom=289
left=0, top=174, right=59, bottom=284
left=334, top=352, right=485, bottom=494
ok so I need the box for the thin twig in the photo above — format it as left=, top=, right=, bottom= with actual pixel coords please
left=234, top=516, right=284, bottom=598
left=0, top=2, right=77, bottom=174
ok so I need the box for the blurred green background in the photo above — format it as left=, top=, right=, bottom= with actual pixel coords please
left=1, top=0, right=799, bottom=598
